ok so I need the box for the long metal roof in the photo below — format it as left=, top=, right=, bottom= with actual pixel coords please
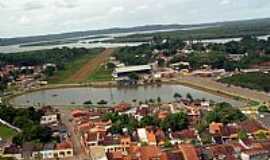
left=114, top=65, right=152, bottom=74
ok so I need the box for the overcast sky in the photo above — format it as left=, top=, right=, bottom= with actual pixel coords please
left=0, top=0, right=270, bottom=38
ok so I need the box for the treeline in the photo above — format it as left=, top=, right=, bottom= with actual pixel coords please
left=0, top=47, right=103, bottom=67
left=0, top=105, right=53, bottom=145
left=113, top=44, right=153, bottom=65
left=102, top=111, right=188, bottom=134
left=122, top=18, right=270, bottom=41
left=220, top=72, right=270, bottom=92
left=113, top=38, right=185, bottom=65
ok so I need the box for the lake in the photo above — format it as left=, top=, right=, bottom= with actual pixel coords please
left=0, top=27, right=213, bottom=53
left=10, top=84, right=244, bottom=107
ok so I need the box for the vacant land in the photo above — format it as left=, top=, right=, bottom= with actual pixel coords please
left=68, top=48, right=114, bottom=83
left=0, top=124, right=16, bottom=140
left=220, top=72, right=270, bottom=92
left=88, top=65, right=113, bottom=82
left=48, top=49, right=103, bottom=84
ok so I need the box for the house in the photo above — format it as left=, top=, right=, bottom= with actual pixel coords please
left=131, top=146, right=167, bottom=160
left=40, top=114, right=58, bottom=125
left=155, top=129, right=166, bottom=146
left=113, top=103, right=130, bottom=112
left=99, top=136, right=123, bottom=153
left=90, top=146, right=108, bottom=160
left=170, top=129, right=199, bottom=144
left=137, top=128, right=148, bottom=143
left=241, top=148, right=269, bottom=160
left=83, top=132, right=99, bottom=147
left=179, top=144, right=200, bottom=160
left=205, top=144, right=237, bottom=160
left=209, top=122, right=224, bottom=135
left=55, top=141, right=74, bottom=159
left=2, top=144, right=23, bottom=160
left=170, top=62, right=190, bottom=71
left=32, top=141, right=73, bottom=159
left=147, top=131, right=157, bottom=146
left=239, top=120, right=266, bottom=134
left=227, top=54, right=246, bottom=61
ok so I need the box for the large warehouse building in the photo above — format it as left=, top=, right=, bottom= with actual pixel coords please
left=112, top=65, right=152, bottom=80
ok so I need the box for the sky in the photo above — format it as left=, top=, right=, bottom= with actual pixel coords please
left=0, top=0, right=270, bottom=38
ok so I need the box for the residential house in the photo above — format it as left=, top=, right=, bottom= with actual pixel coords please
left=179, top=144, right=200, bottom=160
left=241, top=148, right=269, bottom=160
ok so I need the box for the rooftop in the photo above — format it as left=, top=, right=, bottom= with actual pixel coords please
left=114, top=65, right=152, bottom=74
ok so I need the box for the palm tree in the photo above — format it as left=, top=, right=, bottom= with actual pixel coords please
left=173, top=92, right=182, bottom=101
left=186, top=93, right=193, bottom=102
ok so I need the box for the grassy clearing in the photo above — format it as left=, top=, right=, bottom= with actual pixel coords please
left=88, top=65, right=113, bottom=82
left=0, top=124, right=16, bottom=140
left=48, top=52, right=100, bottom=84
left=220, top=72, right=270, bottom=92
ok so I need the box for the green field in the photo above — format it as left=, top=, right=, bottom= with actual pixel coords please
left=88, top=65, right=113, bottom=82
left=0, top=124, right=16, bottom=140
left=48, top=49, right=102, bottom=84
left=220, top=72, right=270, bottom=92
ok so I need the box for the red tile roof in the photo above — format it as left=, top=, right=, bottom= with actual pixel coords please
left=179, top=144, right=199, bottom=160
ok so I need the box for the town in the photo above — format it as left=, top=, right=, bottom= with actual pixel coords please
left=1, top=3, right=270, bottom=160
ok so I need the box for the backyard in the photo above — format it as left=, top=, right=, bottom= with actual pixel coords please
left=0, top=124, right=16, bottom=140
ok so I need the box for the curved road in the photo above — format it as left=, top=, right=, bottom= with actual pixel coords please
left=176, top=76, right=270, bottom=103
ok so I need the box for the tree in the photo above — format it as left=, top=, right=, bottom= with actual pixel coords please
left=186, top=93, right=193, bottom=102
left=140, top=115, right=158, bottom=127
left=97, top=100, right=108, bottom=105
left=258, top=105, right=270, bottom=113
left=160, top=112, right=188, bottom=132
left=128, top=72, right=139, bottom=81
left=173, top=92, right=182, bottom=101
left=107, top=62, right=116, bottom=70
left=205, top=102, right=247, bottom=124
left=164, top=139, right=173, bottom=148
left=83, top=100, right=93, bottom=105
left=238, top=130, right=248, bottom=140
left=157, top=97, right=161, bottom=104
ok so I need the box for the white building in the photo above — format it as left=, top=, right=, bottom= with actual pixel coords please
left=40, top=114, right=58, bottom=125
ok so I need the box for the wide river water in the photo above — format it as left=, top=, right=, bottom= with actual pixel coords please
left=10, top=84, right=244, bottom=107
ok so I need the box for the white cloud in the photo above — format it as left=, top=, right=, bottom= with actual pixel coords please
left=18, top=15, right=31, bottom=24
left=0, top=1, right=5, bottom=8
left=109, top=6, right=124, bottom=14
left=54, top=0, right=78, bottom=8
left=220, top=0, right=231, bottom=5
left=0, top=0, right=269, bottom=37
left=23, top=1, right=45, bottom=11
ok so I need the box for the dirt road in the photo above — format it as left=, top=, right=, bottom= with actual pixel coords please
left=68, top=48, right=114, bottom=82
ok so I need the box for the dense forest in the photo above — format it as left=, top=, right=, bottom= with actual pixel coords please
left=0, top=47, right=103, bottom=67
left=0, top=105, right=53, bottom=145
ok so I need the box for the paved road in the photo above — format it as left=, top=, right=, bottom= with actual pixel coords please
left=60, top=109, right=90, bottom=160
left=176, top=76, right=270, bottom=103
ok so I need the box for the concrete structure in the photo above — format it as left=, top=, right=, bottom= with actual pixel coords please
left=40, top=114, right=58, bottom=125
left=112, top=65, right=152, bottom=80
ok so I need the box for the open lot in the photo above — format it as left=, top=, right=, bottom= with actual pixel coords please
left=88, top=65, right=113, bottom=82
left=0, top=124, right=16, bottom=140
left=68, top=48, right=114, bottom=83
left=48, top=48, right=106, bottom=84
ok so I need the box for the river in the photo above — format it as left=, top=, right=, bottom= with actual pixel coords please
left=10, top=84, right=244, bottom=107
